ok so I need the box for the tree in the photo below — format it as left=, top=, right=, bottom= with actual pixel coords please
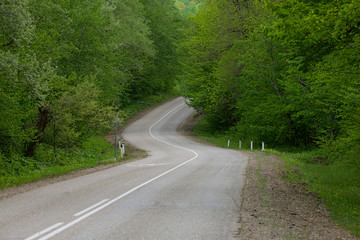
left=94, top=0, right=156, bottom=105
left=267, top=0, right=360, bottom=152
left=139, top=0, right=183, bottom=96
left=0, top=0, right=186, bottom=164
left=48, top=81, right=115, bottom=148
left=182, top=0, right=360, bottom=154
left=0, top=0, right=58, bottom=156
left=182, top=0, right=271, bottom=130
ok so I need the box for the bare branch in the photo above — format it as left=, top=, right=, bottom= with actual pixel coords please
left=298, top=76, right=311, bottom=87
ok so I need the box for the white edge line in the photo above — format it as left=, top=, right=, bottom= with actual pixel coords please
left=35, top=102, right=199, bottom=240
left=73, top=199, right=109, bottom=217
left=24, top=222, right=64, bottom=240
left=148, top=103, right=198, bottom=156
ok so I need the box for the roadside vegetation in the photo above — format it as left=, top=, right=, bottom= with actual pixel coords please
left=0, top=135, right=114, bottom=189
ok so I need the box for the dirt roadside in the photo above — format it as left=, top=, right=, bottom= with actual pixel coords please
left=235, top=152, right=358, bottom=240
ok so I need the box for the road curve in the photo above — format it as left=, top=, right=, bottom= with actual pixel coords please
left=0, top=97, right=248, bottom=240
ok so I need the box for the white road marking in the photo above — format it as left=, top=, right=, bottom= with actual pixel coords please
left=126, top=163, right=169, bottom=167
left=73, top=199, right=109, bottom=217
left=149, top=103, right=198, bottom=156
left=26, top=102, right=199, bottom=240
left=24, top=222, right=63, bottom=240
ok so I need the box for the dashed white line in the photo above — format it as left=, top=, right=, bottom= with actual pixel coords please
left=126, top=163, right=170, bottom=167
left=36, top=156, right=198, bottom=240
left=24, top=222, right=64, bottom=240
left=73, top=199, right=109, bottom=217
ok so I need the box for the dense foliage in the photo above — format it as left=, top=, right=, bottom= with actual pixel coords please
left=181, top=0, right=360, bottom=166
left=0, top=0, right=183, bottom=175
left=175, top=0, right=203, bottom=15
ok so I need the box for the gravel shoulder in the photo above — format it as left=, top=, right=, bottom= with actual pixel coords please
left=236, top=151, right=358, bottom=240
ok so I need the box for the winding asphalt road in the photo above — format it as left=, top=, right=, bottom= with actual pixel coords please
left=0, top=97, right=248, bottom=240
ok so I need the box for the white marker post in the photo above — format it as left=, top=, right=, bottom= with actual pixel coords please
left=262, top=141, right=265, bottom=151
left=227, top=138, right=231, bottom=148
left=119, top=140, right=123, bottom=158
left=120, top=140, right=125, bottom=158
left=239, top=140, right=241, bottom=149
left=251, top=140, right=253, bottom=151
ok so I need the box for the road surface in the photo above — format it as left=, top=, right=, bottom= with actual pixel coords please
left=0, top=97, right=248, bottom=240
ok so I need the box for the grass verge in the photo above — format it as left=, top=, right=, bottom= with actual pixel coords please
left=268, top=149, right=360, bottom=237
left=193, top=118, right=360, bottom=238
left=0, top=136, right=146, bottom=189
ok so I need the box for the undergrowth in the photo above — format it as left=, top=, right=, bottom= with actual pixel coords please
left=193, top=118, right=260, bottom=150
left=0, top=136, right=115, bottom=189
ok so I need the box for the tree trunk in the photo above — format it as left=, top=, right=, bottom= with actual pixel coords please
left=286, top=113, right=301, bottom=145
left=25, top=106, right=51, bottom=157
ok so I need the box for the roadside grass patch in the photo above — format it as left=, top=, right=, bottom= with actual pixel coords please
left=0, top=137, right=147, bottom=190
left=193, top=119, right=256, bottom=150
left=256, top=155, right=267, bottom=193
left=0, top=137, right=115, bottom=189
left=267, top=149, right=360, bottom=237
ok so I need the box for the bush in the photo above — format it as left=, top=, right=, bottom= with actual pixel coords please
left=82, top=135, right=111, bottom=153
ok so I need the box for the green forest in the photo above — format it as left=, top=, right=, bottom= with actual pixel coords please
left=0, top=0, right=186, bottom=186
left=182, top=0, right=360, bottom=165
left=1, top=0, right=359, bottom=235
